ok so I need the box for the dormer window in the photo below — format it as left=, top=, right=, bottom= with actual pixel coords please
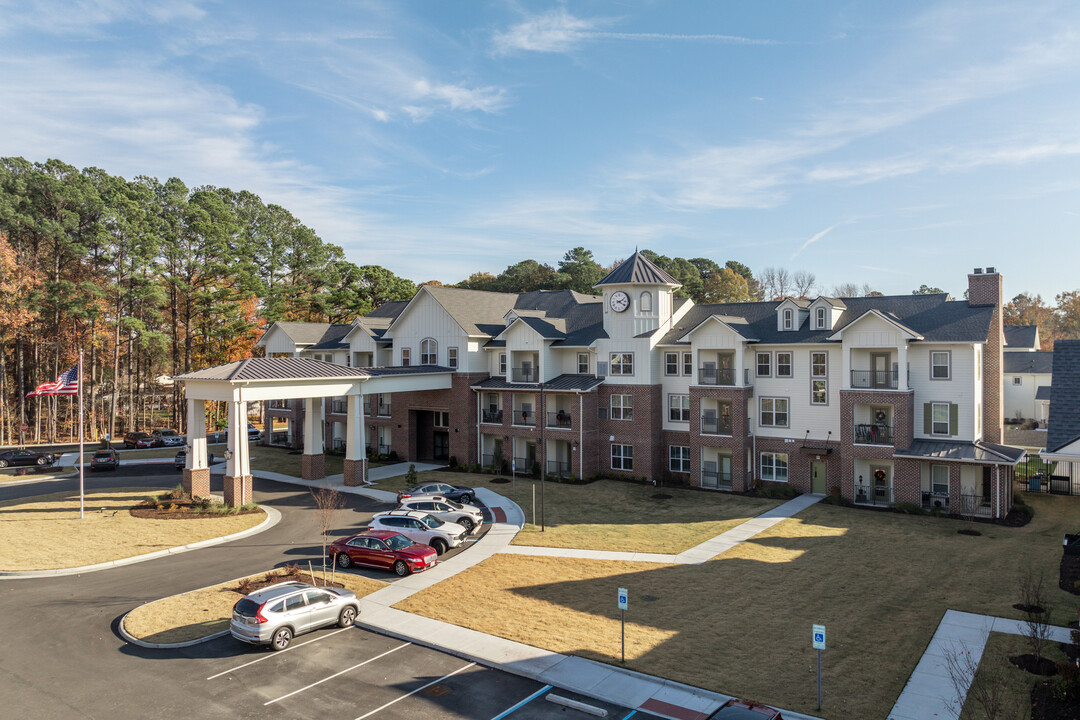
left=639, top=291, right=653, bottom=313
left=783, top=309, right=793, bottom=330
left=816, top=307, right=826, bottom=329
left=505, top=312, right=517, bottom=326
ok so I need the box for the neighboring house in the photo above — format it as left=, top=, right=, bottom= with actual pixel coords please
left=1002, top=351, right=1053, bottom=425
left=253, top=253, right=1024, bottom=518
left=1004, top=324, right=1040, bottom=352
left=1039, top=340, right=1080, bottom=490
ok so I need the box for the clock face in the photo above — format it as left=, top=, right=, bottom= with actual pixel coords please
left=609, top=291, right=630, bottom=313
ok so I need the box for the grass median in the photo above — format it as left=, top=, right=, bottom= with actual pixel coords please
left=397, top=493, right=1080, bottom=720
left=123, top=567, right=385, bottom=644
left=0, top=488, right=266, bottom=571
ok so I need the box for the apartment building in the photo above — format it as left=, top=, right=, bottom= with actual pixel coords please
left=255, top=252, right=1024, bottom=518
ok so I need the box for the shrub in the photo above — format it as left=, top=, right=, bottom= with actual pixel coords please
left=757, top=485, right=797, bottom=499
left=406, top=464, right=418, bottom=484
left=892, top=502, right=928, bottom=515
left=821, top=494, right=851, bottom=507
left=388, top=450, right=398, bottom=461
left=448, top=455, right=458, bottom=468
left=1013, top=493, right=1027, bottom=506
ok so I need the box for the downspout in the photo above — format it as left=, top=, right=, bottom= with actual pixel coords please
left=476, top=391, right=481, bottom=466
left=579, top=392, right=584, bottom=480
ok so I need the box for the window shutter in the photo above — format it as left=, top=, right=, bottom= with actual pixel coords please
left=923, top=403, right=932, bottom=435
left=949, top=403, right=959, bottom=436
left=598, top=407, right=608, bottom=420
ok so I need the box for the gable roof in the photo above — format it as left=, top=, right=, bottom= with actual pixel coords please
left=1004, top=351, right=1053, bottom=375
left=308, top=324, right=352, bottom=351
left=827, top=308, right=924, bottom=341
left=1047, top=340, right=1080, bottom=453
left=1004, top=325, right=1039, bottom=350
left=811, top=296, right=847, bottom=309
left=677, top=314, right=759, bottom=343
left=595, top=251, right=681, bottom=287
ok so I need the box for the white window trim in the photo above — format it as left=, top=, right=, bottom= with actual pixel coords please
left=931, top=350, right=951, bottom=380
left=756, top=351, right=771, bottom=377
left=783, top=309, right=793, bottom=330
left=401, top=347, right=411, bottom=366
left=811, top=351, right=827, bottom=378
left=776, top=352, right=793, bottom=378
left=610, top=352, right=634, bottom=376
left=420, top=338, right=438, bottom=365
left=447, top=346, right=458, bottom=369
left=611, top=444, right=633, bottom=471
left=664, top=352, right=679, bottom=376
left=759, top=397, right=789, bottom=428
left=932, top=402, right=950, bottom=436
left=682, top=352, right=692, bottom=376
left=669, top=445, right=690, bottom=473
left=816, top=307, right=826, bottom=329
left=811, top=379, right=828, bottom=406
left=578, top=353, right=589, bottom=374
left=639, top=291, right=653, bottom=313
left=668, top=394, right=690, bottom=423
left=499, top=353, right=507, bottom=376
left=611, top=394, right=633, bottom=421
left=761, top=452, right=788, bottom=482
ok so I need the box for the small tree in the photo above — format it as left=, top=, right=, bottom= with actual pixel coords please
left=406, top=463, right=418, bottom=485
left=1019, top=567, right=1053, bottom=664
left=311, top=485, right=345, bottom=580
left=942, top=638, right=1017, bottom=720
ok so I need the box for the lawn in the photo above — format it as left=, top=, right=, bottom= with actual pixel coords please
left=397, top=493, right=1080, bottom=720
left=0, top=488, right=266, bottom=571
left=81, top=443, right=227, bottom=462
left=0, top=468, right=73, bottom=483
left=248, top=445, right=346, bottom=477
left=956, top=632, right=1068, bottom=720
left=123, top=567, right=385, bottom=644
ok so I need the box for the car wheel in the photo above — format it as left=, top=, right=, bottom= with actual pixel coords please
left=458, top=517, right=474, bottom=533
left=460, top=493, right=473, bottom=505
left=36, top=457, right=48, bottom=466
left=336, top=553, right=352, bottom=569
left=0, top=460, right=7, bottom=468
left=271, top=627, right=292, bottom=651
left=393, top=560, right=409, bottom=576
left=338, top=606, right=357, bottom=628
left=432, top=539, right=448, bottom=555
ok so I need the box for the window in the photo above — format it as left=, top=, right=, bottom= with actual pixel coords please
left=639, top=291, right=652, bottom=312
left=669, top=446, right=690, bottom=473
left=811, top=351, right=828, bottom=405
left=931, top=465, right=949, bottom=495
left=812, top=380, right=827, bottom=405
left=811, top=351, right=827, bottom=377
left=932, top=402, right=950, bottom=435
left=578, top=353, right=589, bottom=374
left=931, top=351, right=951, bottom=380
left=776, top=352, right=793, bottom=377
left=420, top=338, right=437, bottom=365
left=499, top=353, right=506, bottom=375
left=434, top=412, right=449, bottom=428
left=783, top=309, right=793, bottom=330
left=757, top=352, right=771, bottom=377
left=669, top=395, right=690, bottom=422
left=611, top=394, right=633, bottom=420
left=683, top=352, right=692, bottom=376
left=816, top=307, right=826, bottom=329
left=761, top=452, right=788, bottom=482
left=760, top=397, right=789, bottom=427
left=665, top=352, right=679, bottom=376
left=1012, top=376, right=1022, bottom=386
left=401, top=347, right=411, bottom=366
left=611, top=444, right=633, bottom=471
left=447, top=347, right=458, bottom=369
left=610, top=353, right=634, bottom=375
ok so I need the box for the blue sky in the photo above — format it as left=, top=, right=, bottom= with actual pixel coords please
left=2, top=1, right=1078, bottom=300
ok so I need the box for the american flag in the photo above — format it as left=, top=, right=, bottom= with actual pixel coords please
left=26, top=365, right=80, bottom=397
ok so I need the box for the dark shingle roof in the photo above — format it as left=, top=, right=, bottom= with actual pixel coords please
left=894, top=439, right=1026, bottom=464
left=1004, top=351, right=1053, bottom=375
left=595, top=251, right=680, bottom=287
left=367, top=300, right=408, bottom=319
left=1036, top=385, right=1052, bottom=401
left=175, top=358, right=369, bottom=382
left=363, top=365, right=454, bottom=377
left=1004, top=325, right=1039, bottom=350
left=309, top=324, right=352, bottom=350
left=1047, top=340, right=1080, bottom=453
left=471, top=374, right=605, bottom=392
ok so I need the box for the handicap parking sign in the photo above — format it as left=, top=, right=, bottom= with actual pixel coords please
left=812, top=624, right=826, bottom=650
left=618, top=588, right=628, bottom=610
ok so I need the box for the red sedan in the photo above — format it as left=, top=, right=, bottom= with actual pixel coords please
left=330, top=530, right=437, bottom=577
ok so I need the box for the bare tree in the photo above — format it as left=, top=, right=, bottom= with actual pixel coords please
left=832, top=282, right=860, bottom=298
left=792, top=270, right=816, bottom=298
left=861, top=283, right=880, bottom=297
left=1019, top=567, right=1054, bottom=664
left=311, top=484, right=346, bottom=580
left=942, top=637, right=1018, bottom=720
left=759, top=267, right=792, bottom=300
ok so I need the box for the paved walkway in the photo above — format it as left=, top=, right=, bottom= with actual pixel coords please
left=889, top=609, right=1074, bottom=720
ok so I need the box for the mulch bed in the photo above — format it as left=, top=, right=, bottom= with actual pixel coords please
left=236, top=565, right=343, bottom=595
left=1010, top=654, right=1060, bottom=676
left=1032, top=680, right=1080, bottom=720
left=651, top=493, right=673, bottom=500
left=1015, top=603, right=1048, bottom=614
left=958, top=528, right=983, bottom=536
left=131, top=500, right=261, bottom=520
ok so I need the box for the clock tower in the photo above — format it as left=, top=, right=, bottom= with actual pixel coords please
left=594, top=251, right=682, bottom=338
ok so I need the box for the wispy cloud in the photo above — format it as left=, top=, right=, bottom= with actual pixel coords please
left=0, top=0, right=206, bottom=35
left=792, top=223, right=843, bottom=260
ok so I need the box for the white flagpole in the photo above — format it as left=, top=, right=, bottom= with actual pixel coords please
left=79, top=350, right=85, bottom=520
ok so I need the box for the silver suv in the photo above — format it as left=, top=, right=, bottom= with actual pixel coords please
left=230, top=581, right=359, bottom=651
left=368, top=510, right=468, bottom=555
left=397, top=496, right=484, bottom=534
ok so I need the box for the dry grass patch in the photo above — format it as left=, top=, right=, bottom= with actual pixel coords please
left=81, top=443, right=226, bottom=462
left=124, top=567, right=385, bottom=644
left=397, top=494, right=1080, bottom=720
left=0, top=488, right=266, bottom=571
left=955, top=632, right=1056, bottom=720
left=248, top=446, right=345, bottom=477
left=0, top=469, right=72, bottom=483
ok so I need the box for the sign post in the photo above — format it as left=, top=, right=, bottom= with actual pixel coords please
left=618, top=588, right=628, bottom=663
left=812, top=623, right=826, bottom=710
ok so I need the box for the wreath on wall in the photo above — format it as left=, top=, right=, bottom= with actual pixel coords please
left=874, top=469, right=887, bottom=482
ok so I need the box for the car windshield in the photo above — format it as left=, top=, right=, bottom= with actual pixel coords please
left=384, top=534, right=414, bottom=550
left=158, top=430, right=176, bottom=436
left=441, top=499, right=463, bottom=510
left=234, top=598, right=260, bottom=617
left=134, top=433, right=149, bottom=439
left=420, top=514, right=443, bottom=529
left=93, top=451, right=112, bottom=459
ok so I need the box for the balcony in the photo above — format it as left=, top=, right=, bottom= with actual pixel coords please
left=513, top=457, right=536, bottom=474
left=957, top=493, right=993, bottom=518
left=850, top=369, right=898, bottom=389
left=377, top=404, right=391, bottom=417
left=481, top=409, right=503, bottom=424
left=547, top=412, right=572, bottom=429
left=330, top=399, right=347, bottom=414
left=854, top=484, right=892, bottom=506
left=701, top=415, right=733, bottom=436
left=377, top=443, right=391, bottom=456
left=854, top=423, right=893, bottom=445
left=482, top=454, right=506, bottom=471
left=921, top=491, right=950, bottom=511
left=698, top=367, right=736, bottom=386
left=512, top=367, right=540, bottom=383
left=513, top=409, right=536, bottom=427
left=701, top=469, right=732, bottom=490
left=547, top=460, right=570, bottom=477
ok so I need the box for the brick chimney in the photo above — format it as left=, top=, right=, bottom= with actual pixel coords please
left=969, top=267, right=1003, bottom=442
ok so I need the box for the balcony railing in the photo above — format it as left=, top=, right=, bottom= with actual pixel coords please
left=547, top=460, right=570, bottom=476
left=513, top=409, right=536, bottom=427
left=700, top=415, right=733, bottom=435
left=513, top=457, right=536, bottom=474
left=547, top=412, right=572, bottom=429
left=481, top=454, right=506, bottom=471
left=698, top=367, right=735, bottom=386
left=854, top=423, right=893, bottom=445
left=921, top=491, right=950, bottom=511
left=377, top=404, right=391, bottom=417
left=854, top=483, right=892, bottom=506
left=512, top=367, right=540, bottom=383
left=481, top=409, right=503, bottom=424
left=330, top=399, right=347, bottom=414
left=377, top=443, right=391, bottom=456
left=850, top=369, right=898, bottom=389
left=957, top=493, right=993, bottom=518
left=701, top=469, right=733, bottom=490
left=269, top=399, right=290, bottom=410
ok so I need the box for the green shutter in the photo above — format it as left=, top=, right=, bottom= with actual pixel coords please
left=923, top=403, right=932, bottom=435
left=949, top=403, right=959, bottom=436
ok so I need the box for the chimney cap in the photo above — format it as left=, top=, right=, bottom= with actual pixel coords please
left=973, top=268, right=983, bottom=274
left=986, top=266, right=996, bottom=274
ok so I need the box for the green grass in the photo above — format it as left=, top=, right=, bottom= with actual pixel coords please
left=247, top=445, right=345, bottom=477
left=956, top=632, right=1060, bottom=720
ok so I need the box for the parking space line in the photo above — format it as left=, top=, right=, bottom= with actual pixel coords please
left=489, top=684, right=552, bottom=720
left=205, top=627, right=354, bottom=680
left=620, top=712, right=638, bottom=720
left=264, top=642, right=411, bottom=706
left=353, top=662, right=477, bottom=720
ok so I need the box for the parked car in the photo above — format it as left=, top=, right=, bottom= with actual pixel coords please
left=329, top=529, right=438, bottom=576
left=396, top=481, right=476, bottom=506
left=89, top=449, right=120, bottom=471
left=247, top=423, right=262, bottom=441
left=230, top=581, right=359, bottom=652
left=0, top=449, right=57, bottom=469
left=173, top=448, right=216, bottom=470
left=396, top=496, right=483, bottom=534
left=707, top=699, right=783, bottom=720
left=123, top=431, right=155, bottom=449
left=368, top=510, right=467, bottom=555
left=151, top=429, right=184, bottom=447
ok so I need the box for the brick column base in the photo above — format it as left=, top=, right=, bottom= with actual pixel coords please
left=343, top=458, right=368, bottom=486
left=301, top=453, right=326, bottom=481
left=223, top=474, right=254, bottom=507
left=183, top=468, right=210, bottom=499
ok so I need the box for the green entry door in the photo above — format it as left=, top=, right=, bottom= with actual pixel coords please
left=811, top=462, right=827, bottom=494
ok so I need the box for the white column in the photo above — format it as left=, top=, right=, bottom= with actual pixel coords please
left=226, top=400, right=243, bottom=477
left=898, top=343, right=909, bottom=391
left=187, top=398, right=207, bottom=471
left=345, top=393, right=366, bottom=461
left=841, top=346, right=851, bottom=390
left=735, top=346, right=745, bottom=386
left=304, top=397, right=320, bottom=452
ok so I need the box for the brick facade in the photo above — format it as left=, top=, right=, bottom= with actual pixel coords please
left=301, top=452, right=325, bottom=481
left=182, top=467, right=210, bottom=499
left=838, top=389, right=914, bottom=503
left=688, top=385, right=753, bottom=491
left=968, top=269, right=1004, bottom=444
left=599, top=384, right=663, bottom=480
left=223, top=474, right=253, bottom=507
left=343, top=458, right=367, bottom=486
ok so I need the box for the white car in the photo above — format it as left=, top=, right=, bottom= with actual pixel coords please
left=368, top=510, right=468, bottom=555
left=396, top=496, right=484, bottom=534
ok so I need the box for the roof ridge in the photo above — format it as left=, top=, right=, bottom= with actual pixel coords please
left=228, top=358, right=251, bottom=381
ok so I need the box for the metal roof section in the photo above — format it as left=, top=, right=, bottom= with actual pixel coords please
left=594, top=251, right=681, bottom=288
left=174, top=357, right=371, bottom=382
left=362, top=364, right=454, bottom=377
left=1004, top=351, right=1054, bottom=374
left=1047, top=340, right=1080, bottom=453
left=471, top=374, right=605, bottom=392
left=1004, top=324, right=1039, bottom=350
left=893, top=439, right=1026, bottom=464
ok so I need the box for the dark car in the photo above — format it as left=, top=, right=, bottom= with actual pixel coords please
left=396, top=482, right=475, bottom=506
left=123, top=431, right=154, bottom=449
left=174, top=448, right=216, bottom=470
left=89, top=449, right=120, bottom=472
left=707, top=699, right=783, bottom=720
left=0, top=449, right=57, bottom=469
left=329, top=530, right=438, bottom=577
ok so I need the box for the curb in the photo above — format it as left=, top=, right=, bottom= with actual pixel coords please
left=118, top=615, right=231, bottom=649
left=0, top=471, right=79, bottom=487
left=0, top=504, right=282, bottom=580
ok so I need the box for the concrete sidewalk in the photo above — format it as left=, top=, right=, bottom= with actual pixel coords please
left=211, top=460, right=445, bottom=504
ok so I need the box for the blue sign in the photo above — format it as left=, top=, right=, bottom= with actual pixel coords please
left=617, top=588, right=628, bottom=610
left=813, top=623, right=826, bottom=650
